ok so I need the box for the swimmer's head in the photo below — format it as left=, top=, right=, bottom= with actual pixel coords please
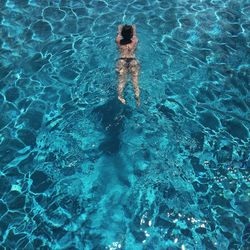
left=120, top=25, right=133, bottom=45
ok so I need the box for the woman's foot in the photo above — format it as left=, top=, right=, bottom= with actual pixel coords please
left=118, top=95, right=126, bottom=104
left=136, top=99, right=140, bottom=107
left=135, top=96, right=140, bottom=107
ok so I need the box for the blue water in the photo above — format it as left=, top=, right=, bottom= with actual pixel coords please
left=0, top=0, right=250, bottom=249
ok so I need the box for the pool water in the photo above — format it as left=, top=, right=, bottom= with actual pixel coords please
left=0, top=0, right=250, bottom=249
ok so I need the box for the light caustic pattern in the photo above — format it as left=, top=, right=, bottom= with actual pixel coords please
left=0, top=0, right=250, bottom=249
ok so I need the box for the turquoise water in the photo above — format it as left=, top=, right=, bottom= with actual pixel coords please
left=0, top=0, right=250, bottom=249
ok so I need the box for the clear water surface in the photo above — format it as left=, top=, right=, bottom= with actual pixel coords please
left=0, top=0, right=250, bottom=249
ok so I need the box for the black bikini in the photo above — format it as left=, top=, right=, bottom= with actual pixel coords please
left=118, top=57, right=136, bottom=68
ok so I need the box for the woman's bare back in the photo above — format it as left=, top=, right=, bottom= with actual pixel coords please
left=118, top=42, right=136, bottom=58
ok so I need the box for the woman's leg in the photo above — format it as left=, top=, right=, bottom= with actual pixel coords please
left=116, top=60, right=128, bottom=104
left=130, top=60, right=140, bottom=107
left=132, top=73, right=140, bottom=106
left=117, top=70, right=127, bottom=104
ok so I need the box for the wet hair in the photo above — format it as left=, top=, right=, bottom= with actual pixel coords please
left=120, top=25, right=133, bottom=45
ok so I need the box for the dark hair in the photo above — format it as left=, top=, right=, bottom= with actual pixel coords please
left=120, top=25, right=133, bottom=45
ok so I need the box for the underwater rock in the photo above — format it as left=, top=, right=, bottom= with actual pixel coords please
left=17, top=129, right=37, bottom=147
left=190, top=131, right=204, bottom=152
left=155, top=216, right=175, bottom=228
left=0, top=114, right=11, bottom=130
left=60, top=66, right=79, bottom=81
left=190, top=156, right=206, bottom=172
left=0, top=65, right=11, bottom=80
left=5, top=190, right=25, bottom=210
left=73, top=8, right=88, bottom=17
left=216, top=145, right=233, bottom=163
left=41, top=86, right=59, bottom=102
left=59, top=89, right=72, bottom=104
left=0, top=139, right=25, bottom=165
left=192, top=181, right=208, bottom=193
left=17, top=151, right=37, bottom=174
left=156, top=104, right=176, bottom=120
left=0, top=200, right=7, bottom=215
left=0, top=176, right=11, bottom=197
left=12, top=0, right=28, bottom=7
left=17, top=98, right=32, bottom=111
left=43, top=7, right=65, bottom=21
left=23, top=53, right=49, bottom=74
left=4, top=229, right=27, bottom=249
left=20, top=109, right=43, bottom=130
left=222, top=119, right=249, bottom=141
left=199, top=111, right=220, bottom=130
left=30, top=170, right=52, bottom=193
left=0, top=93, right=4, bottom=104
left=32, top=20, right=52, bottom=40
left=32, top=238, right=44, bottom=248
left=5, top=87, right=19, bottom=102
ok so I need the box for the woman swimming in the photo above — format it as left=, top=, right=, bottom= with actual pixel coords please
left=116, top=24, right=140, bottom=107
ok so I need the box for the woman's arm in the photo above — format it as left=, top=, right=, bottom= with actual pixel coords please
left=132, top=25, right=137, bottom=37
left=132, top=25, right=138, bottom=45
left=116, top=25, right=122, bottom=43
left=118, top=24, right=122, bottom=35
